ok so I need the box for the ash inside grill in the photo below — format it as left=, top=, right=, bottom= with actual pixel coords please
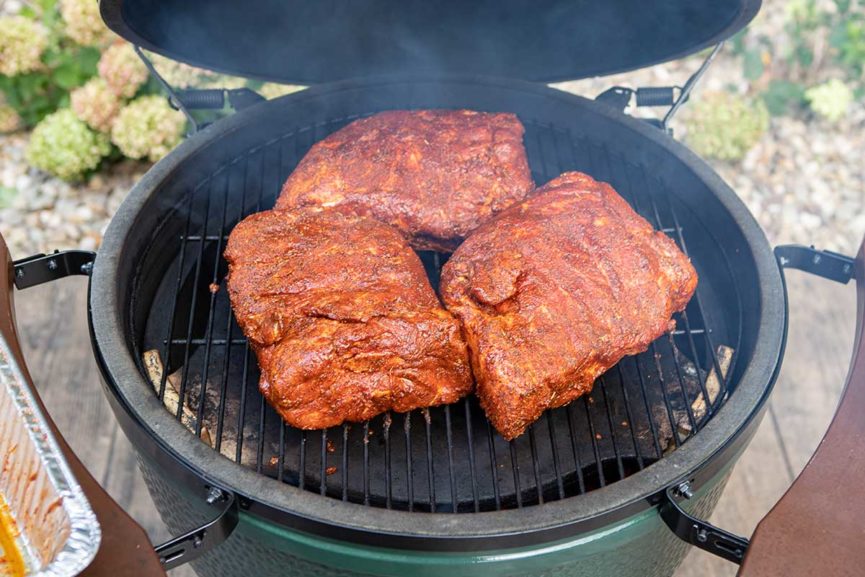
left=137, top=116, right=740, bottom=513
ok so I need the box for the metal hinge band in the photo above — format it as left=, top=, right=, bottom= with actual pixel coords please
left=775, top=244, right=855, bottom=284
left=660, top=482, right=750, bottom=564
left=12, top=250, right=96, bottom=290
left=154, top=486, right=239, bottom=570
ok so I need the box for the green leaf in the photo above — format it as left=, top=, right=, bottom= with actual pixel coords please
left=730, top=30, right=748, bottom=56
left=743, top=50, right=764, bottom=81
left=833, top=0, right=851, bottom=14
left=53, top=64, right=82, bottom=89
left=795, top=45, right=814, bottom=68
left=76, top=47, right=102, bottom=76
left=829, top=22, right=848, bottom=50
left=761, top=81, right=806, bottom=117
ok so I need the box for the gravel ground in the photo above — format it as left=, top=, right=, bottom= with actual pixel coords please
left=1, top=0, right=863, bottom=259
left=0, top=132, right=146, bottom=255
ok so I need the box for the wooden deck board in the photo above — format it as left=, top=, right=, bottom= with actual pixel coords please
left=10, top=268, right=857, bottom=576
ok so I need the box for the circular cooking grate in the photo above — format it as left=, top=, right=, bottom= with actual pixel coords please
left=136, top=115, right=742, bottom=513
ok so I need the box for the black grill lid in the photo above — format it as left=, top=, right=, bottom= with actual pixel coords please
left=99, top=0, right=759, bottom=84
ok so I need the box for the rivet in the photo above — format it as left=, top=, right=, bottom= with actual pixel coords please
left=47, top=259, right=58, bottom=271
left=696, top=529, right=708, bottom=543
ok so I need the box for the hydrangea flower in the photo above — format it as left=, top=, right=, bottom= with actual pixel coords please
left=684, top=91, right=769, bottom=162
left=26, top=109, right=111, bottom=181
left=0, top=98, right=22, bottom=133
left=71, top=78, right=122, bottom=132
left=98, top=42, right=149, bottom=98
left=0, top=16, right=49, bottom=76
left=59, top=0, right=114, bottom=47
left=111, top=95, right=185, bottom=162
left=805, top=79, right=853, bottom=123
left=259, top=83, right=305, bottom=100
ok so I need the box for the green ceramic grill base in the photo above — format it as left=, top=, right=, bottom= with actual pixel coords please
left=139, top=455, right=733, bottom=577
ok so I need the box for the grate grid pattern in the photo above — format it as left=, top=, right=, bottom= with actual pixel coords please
left=139, top=116, right=740, bottom=513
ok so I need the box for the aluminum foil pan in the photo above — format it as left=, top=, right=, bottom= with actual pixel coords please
left=0, top=336, right=101, bottom=576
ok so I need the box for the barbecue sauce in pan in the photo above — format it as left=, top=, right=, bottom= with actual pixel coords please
left=0, top=495, right=25, bottom=577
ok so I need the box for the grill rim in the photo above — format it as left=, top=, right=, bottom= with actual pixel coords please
left=89, top=75, right=786, bottom=549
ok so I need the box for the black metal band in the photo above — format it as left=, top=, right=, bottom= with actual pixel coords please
left=775, top=244, right=855, bottom=284
left=660, top=483, right=750, bottom=564
left=13, top=251, right=96, bottom=290
left=154, top=486, right=239, bottom=570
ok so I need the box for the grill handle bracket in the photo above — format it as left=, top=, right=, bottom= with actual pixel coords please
left=12, top=250, right=96, bottom=290
left=134, top=46, right=265, bottom=134
left=661, top=482, right=750, bottom=565
left=154, top=486, right=239, bottom=570
left=775, top=244, right=855, bottom=284
left=595, top=42, right=723, bottom=133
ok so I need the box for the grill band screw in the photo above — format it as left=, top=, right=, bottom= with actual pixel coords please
left=676, top=481, right=694, bottom=499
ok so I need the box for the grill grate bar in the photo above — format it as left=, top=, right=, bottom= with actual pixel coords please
left=597, top=376, right=626, bottom=480
left=546, top=413, right=565, bottom=500
left=341, top=424, right=349, bottom=501
left=277, top=423, right=286, bottom=483
left=463, top=398, right=480, bottom=512
left=404, top=413, right=414, bottom=511
left=485, top=419, right=502, bottom=510
left=384, top=414, right=392, bottom=509
left=320, top=430, right=328, bottom=496
left=581, top=397, right=606, bottom=487
left=423, top=410, right=436, bottom=511
left=527, top=426, right=544, bottom=505
left=509, top=441, right=523, bottom=508
left=255, top=396, right=266, bottom=474
left=363, top=421, right=370, bottom=506
left=298, top=431, right=307, bottom=491
left=444, top=406, right=458, bottom=511
left=234, top=346, right=251, bottom=463
left=564, top=402, right=586, bottom=494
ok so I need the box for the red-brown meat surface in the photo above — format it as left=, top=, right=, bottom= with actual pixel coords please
left=440, top=172, right=698, bottom=440
left=225, top=208, right=473, bottom=430
left=275, top=110, right=534, bottom=251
